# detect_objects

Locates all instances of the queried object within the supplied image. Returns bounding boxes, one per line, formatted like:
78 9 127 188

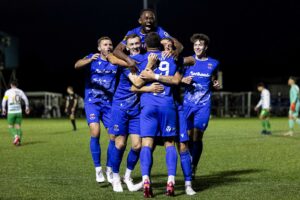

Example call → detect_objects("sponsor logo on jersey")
190 71 210 77
113 125 119 132
89 113 96 120
208 63 213 69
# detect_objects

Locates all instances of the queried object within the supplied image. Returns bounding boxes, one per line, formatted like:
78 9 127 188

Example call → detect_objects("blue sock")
192 141 203 168
166 146 178 176
112 146 125 173
106 139 115 168
90 137 101 167
180 150 192 181
140 146 152 176
127 148 140 170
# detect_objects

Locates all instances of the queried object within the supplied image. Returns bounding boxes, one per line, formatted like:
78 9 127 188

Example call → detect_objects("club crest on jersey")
89 113 96 120
166 126 171 132
208 63 213 69
98 61 102 65
113 125 119 132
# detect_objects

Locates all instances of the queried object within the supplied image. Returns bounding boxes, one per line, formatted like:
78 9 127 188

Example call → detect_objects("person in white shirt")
254 82 271 135
2 80 30 146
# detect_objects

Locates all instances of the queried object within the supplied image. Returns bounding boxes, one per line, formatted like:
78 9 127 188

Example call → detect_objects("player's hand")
181 76 193 84
64 108 68 113
90 53 100 61
25 108 30 115
2 109 6 116
213 80 221 90
147 53 158 69
71 108 75 113
290 103 296 112
162 50 172 58
149 82 164 93
254 107 259 112
140 69 155 81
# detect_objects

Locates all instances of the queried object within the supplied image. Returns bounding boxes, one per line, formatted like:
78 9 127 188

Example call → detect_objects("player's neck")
196 55 208 61
100 54 108 61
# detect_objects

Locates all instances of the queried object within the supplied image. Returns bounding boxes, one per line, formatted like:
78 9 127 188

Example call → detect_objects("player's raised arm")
107 53 130 67
113 43 136 68
74 53 100 69
172 37 184 57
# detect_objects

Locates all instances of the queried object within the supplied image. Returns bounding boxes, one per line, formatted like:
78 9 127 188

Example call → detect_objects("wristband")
154 74 160 80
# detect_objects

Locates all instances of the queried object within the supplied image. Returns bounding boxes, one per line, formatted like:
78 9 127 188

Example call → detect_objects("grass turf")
0 118 300 200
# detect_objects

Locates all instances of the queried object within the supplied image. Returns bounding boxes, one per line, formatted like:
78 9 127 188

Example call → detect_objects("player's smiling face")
127 37 141 56
98 39 113 56
194 40 207 57
139 11 156 33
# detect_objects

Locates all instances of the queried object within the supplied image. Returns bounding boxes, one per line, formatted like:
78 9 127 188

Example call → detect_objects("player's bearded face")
127 37 141 55
99 40 113 56
194 40 207 57
140 12 156 33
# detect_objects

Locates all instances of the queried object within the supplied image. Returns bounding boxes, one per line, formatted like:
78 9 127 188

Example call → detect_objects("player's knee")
194 129 204 141
116 141 126 149
132 142 141 151
179 142 188 153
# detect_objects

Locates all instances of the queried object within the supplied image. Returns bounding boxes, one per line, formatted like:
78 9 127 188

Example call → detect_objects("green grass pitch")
0 118 300 200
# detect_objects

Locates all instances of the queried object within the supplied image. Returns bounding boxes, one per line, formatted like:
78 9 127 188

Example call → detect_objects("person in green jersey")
1 80 30 145
254 82 271 134
284 76 300 136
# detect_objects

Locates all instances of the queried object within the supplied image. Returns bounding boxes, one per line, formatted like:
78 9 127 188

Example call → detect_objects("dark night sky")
1 0 300 95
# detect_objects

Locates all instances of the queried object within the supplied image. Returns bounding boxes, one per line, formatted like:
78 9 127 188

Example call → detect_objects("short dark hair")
190 33 210 46
10 79 18 87
140 8 155 17
257 82 265 87
126 34 140 42
145 32 161 49
289 76 297 82
97 36 112 46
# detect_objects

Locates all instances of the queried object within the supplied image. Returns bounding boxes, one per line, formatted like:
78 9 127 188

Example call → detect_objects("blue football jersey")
121 26 172 48
183 56 219 106
140 51 179 107
112 54 144 110
84 54 119 104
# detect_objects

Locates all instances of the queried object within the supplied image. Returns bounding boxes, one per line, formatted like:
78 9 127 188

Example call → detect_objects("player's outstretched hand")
181 76 193 84
254 107 259 112
140 69 155 81
2 109 6 116
213 80 221 90
91 53 100 61
149 82 164 93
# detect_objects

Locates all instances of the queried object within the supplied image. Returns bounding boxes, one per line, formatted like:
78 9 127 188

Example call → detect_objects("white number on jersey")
158 61 170 76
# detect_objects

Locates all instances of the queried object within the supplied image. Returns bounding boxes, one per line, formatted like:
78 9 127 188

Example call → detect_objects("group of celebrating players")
74 9 220 197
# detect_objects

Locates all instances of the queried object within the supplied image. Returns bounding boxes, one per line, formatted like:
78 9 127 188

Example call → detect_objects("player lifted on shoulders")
113 9 183 69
